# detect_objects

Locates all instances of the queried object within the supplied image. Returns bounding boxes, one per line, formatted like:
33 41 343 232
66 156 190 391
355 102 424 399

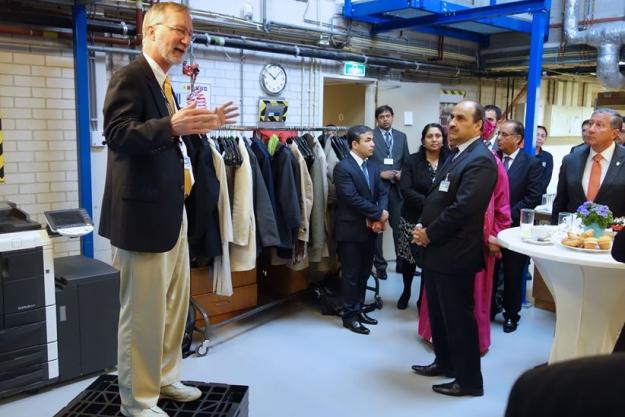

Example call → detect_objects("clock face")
260 63 287 95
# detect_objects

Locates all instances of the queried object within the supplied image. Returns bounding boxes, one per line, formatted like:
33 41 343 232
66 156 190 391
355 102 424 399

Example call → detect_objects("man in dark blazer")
496 120 544 333
612 231 625 352
412 100 497 397
370 105 410 278
535 125 553 194
552 108 625 225
100 3 237 416
505 353 625 417
334 125 389 335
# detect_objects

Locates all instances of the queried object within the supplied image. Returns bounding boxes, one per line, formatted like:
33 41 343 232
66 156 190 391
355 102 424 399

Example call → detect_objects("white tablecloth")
498 227 625 363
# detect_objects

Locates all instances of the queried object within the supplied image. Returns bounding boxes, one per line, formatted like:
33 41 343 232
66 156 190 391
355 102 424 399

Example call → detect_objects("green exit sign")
343 61 366 77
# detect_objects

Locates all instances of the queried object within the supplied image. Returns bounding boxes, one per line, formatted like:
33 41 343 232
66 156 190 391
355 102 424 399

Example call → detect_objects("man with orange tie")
552 108 625 225
100 3 237 416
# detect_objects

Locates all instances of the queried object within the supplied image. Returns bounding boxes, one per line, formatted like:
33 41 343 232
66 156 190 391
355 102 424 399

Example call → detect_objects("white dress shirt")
455 136 482 158
502 148 521 169
581 141 615 196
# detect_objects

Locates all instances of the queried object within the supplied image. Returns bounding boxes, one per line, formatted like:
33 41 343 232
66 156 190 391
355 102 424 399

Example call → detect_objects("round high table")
498 227 625 363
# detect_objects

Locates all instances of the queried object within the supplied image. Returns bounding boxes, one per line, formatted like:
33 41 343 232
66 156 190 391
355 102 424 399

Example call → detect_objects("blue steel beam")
344 0 412 18
72 4 94 258
523 9 548 157
373 0 546 33
355 14 487 43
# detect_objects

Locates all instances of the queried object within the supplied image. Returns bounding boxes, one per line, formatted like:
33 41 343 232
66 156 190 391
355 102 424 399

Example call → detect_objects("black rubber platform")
54 375 249 417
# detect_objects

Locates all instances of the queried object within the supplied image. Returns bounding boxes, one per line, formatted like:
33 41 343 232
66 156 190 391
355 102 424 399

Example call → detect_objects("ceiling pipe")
194 33 472 75
564 0 625 90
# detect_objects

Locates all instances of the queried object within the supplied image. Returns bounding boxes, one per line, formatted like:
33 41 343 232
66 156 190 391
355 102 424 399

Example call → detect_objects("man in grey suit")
370 105 410 278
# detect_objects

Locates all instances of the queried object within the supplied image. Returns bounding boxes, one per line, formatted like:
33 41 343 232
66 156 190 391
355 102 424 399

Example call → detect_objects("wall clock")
259 63 287 96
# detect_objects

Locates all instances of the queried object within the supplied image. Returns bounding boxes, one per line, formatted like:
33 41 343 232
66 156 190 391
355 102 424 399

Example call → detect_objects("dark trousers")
501 248 528 322
424 268 482 389
338 239 376 322
373 183 402 272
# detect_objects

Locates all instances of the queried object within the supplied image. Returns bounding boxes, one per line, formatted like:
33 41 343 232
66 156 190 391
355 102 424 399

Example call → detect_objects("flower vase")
585 222 605 238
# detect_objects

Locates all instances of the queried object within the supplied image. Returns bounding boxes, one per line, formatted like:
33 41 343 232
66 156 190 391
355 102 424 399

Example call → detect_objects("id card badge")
384 158 394 165
183 155 192 170
439 174 450 192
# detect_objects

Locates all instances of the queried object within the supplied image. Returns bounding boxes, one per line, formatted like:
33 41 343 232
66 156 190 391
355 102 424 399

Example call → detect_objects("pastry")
598 235 612 250
583 237 598 249
582 230 594 238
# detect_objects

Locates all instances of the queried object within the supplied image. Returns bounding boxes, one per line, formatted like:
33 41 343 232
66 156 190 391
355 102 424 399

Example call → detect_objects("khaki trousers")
113 210 190 410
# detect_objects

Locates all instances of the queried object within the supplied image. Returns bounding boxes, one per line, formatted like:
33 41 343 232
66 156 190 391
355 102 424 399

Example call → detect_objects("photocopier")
0 202 58 398
0 202 118 399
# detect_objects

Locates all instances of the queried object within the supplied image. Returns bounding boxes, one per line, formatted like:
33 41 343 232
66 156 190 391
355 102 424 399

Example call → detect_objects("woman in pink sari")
418 146 511 354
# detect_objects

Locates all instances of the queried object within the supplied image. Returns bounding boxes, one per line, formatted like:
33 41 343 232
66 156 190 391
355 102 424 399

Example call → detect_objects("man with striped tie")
100 3 237 416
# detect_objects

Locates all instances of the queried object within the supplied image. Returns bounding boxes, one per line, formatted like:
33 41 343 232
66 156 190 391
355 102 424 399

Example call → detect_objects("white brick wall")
0 44 80 257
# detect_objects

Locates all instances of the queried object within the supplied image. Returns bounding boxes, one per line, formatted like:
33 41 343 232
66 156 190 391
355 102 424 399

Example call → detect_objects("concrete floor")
0 266 555 417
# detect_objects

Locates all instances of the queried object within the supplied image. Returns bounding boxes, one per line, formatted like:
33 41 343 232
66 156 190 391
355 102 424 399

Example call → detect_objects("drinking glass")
520 208 535 238
557 212 573 237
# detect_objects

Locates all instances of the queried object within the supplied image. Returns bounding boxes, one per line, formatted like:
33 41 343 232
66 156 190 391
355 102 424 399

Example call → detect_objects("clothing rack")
214 125 349 132
190 124 347 356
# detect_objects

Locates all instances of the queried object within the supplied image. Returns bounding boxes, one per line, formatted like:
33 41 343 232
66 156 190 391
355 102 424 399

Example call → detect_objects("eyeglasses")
154 23 193 38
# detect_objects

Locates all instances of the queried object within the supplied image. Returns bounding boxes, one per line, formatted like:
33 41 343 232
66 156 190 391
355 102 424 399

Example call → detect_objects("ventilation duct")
564 0 625 90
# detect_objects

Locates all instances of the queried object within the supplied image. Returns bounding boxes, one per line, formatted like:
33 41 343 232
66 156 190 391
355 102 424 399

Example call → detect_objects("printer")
0 202 58 399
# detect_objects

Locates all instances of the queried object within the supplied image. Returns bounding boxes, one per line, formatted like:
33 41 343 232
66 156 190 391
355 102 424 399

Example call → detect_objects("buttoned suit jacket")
420 140 498 275
371 128 410 173
552 144 625 224
333 155 388 242
498 150 544 226
100 55 200 253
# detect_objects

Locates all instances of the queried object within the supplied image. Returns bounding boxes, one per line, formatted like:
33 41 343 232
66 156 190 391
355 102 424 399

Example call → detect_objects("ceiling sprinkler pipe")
564 0 625 89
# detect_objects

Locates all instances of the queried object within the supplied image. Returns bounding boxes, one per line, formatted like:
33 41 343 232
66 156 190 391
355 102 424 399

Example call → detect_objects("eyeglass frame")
153 23 193 39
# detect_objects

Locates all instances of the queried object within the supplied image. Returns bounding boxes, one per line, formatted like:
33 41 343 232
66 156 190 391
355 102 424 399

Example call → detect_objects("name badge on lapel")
183 155 192 170
384 158 394 165
439 173 450 192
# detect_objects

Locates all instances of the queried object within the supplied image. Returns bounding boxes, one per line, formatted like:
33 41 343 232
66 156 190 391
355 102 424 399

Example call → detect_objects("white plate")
521 237 554 245
557 241 611 253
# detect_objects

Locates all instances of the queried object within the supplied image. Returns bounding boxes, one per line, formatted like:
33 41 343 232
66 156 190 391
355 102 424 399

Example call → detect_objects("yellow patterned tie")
163 77 192 198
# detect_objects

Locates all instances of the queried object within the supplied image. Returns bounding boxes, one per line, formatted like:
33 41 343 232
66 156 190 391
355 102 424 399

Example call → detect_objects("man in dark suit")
535 125 553 194
100 3 237 416
505 353 625 417
570 119 591 153
370 105 410 279
496 120 543 333
552 108 625 225
334 125 389 335
412 100 497 397
612 231 625 352
483 104 503 151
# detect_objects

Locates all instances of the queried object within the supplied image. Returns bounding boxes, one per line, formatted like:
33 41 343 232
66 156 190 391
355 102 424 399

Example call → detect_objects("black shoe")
362 303 376 313
343 320 370 335
503 318 518 333
397 291 410 310
411 362 454 378
358 312 378 325
375 270 388 280
432 381 483 397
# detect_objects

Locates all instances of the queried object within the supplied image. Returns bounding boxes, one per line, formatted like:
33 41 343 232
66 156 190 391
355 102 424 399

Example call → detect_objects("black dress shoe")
358 312 378 325
375 270 388 280
362 303 376 313
503 318 518 333
396 291 410 310
432 381 483 397
411 362 454 378
343 320 370 335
